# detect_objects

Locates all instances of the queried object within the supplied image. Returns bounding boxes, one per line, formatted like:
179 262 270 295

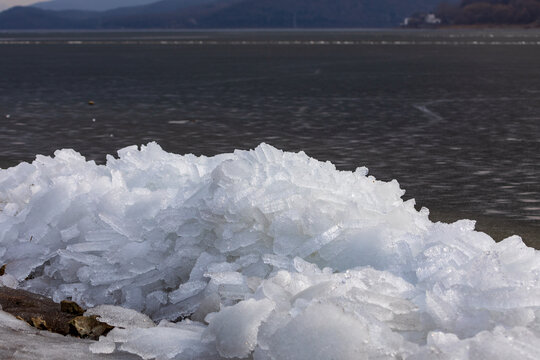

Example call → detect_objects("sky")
0 0 41 11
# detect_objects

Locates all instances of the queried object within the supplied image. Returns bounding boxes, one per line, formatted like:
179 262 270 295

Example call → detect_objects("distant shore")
400 23 540 30
436 24 540 30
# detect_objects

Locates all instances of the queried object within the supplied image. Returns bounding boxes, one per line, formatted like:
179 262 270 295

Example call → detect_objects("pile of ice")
1 143 539 359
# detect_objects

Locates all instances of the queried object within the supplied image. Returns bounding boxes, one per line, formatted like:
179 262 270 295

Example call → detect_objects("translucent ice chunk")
169 281 207 304
204 298 275 358
85 305 155 329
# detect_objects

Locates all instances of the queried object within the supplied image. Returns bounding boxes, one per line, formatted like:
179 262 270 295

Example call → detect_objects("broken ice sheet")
0 143 539 359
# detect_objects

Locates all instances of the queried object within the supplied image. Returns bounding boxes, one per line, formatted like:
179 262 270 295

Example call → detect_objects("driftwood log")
0 287 112 340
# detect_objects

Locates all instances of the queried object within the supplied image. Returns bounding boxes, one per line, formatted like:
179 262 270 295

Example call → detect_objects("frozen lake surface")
0 29 539 243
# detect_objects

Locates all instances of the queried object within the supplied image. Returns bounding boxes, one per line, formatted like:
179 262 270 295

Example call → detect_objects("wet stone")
31 316 48 330
69 315 113 340
61 300 85 316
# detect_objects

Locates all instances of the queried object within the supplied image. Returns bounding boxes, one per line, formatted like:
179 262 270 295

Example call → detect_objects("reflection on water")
0 30 539 237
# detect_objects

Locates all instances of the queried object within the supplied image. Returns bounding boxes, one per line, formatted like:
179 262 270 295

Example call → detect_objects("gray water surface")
0 29 539 243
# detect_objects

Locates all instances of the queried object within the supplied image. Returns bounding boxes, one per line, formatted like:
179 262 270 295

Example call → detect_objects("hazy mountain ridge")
0 6 96 29
33 0 158 12
0 0 444 29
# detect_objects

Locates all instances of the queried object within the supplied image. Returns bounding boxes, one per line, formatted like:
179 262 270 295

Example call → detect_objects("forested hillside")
0 0 444 29
436 0 540 25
